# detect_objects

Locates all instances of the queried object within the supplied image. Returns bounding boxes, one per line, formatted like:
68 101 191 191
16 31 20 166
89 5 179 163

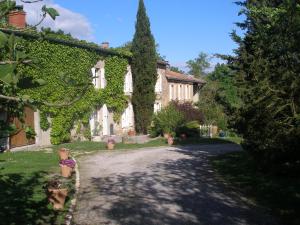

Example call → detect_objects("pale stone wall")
160 68 169 107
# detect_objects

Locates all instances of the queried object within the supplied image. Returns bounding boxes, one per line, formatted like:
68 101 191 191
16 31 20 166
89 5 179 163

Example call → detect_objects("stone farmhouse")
89 59 205 141
0 8 205 150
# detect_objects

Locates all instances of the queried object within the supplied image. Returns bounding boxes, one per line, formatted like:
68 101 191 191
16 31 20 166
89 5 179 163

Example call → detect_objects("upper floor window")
92 66 106 89
124 66 133 93
169 84 174 100
179 85 182 100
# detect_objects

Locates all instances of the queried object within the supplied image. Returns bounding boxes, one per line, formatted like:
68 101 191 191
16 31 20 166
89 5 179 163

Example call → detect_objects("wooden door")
102 104 109 136
10 107 35 148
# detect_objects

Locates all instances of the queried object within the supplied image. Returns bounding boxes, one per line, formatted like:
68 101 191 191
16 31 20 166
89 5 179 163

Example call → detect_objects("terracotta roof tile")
166 70 206 84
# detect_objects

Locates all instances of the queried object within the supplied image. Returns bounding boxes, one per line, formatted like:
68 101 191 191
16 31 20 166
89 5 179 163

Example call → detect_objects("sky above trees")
18 0 244 70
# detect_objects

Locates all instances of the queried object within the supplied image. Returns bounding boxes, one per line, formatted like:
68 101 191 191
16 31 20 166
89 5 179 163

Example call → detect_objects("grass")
53 137 240 157
211 151 300 225
0 150 74 225
53 138 168 156
175 137 239 145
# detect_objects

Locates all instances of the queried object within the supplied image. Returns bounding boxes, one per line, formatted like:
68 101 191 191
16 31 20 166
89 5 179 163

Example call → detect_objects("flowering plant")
107 138 116 144
59 159 76 168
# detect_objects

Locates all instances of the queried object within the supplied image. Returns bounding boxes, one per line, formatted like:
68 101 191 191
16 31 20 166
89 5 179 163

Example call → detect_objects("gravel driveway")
73 144 276 225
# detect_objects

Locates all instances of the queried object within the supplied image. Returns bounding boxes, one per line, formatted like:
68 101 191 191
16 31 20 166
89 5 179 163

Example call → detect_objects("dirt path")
73 144 276 225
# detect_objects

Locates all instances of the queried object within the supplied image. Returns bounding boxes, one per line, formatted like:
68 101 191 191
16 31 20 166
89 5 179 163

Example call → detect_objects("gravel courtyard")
73 144 276 225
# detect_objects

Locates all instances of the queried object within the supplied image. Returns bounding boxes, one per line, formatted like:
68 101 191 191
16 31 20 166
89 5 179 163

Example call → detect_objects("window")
169 84 173 100
154 102 162 113
124 67 133 93
179 85 182 100
100 68 106 89
185 85 188 100
155 73 162 93
91 68 97 87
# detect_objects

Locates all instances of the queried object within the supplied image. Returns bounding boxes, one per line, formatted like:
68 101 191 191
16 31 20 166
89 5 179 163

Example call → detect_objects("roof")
166 70 206 84
0 28 131 59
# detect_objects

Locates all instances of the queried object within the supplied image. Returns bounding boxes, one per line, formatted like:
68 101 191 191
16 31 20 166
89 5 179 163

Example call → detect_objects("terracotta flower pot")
107 142 115 150
58 148 69 160
168 137 174 146
60 165 72 178
128 130 136 136
164 133 170 139
48 188 68 210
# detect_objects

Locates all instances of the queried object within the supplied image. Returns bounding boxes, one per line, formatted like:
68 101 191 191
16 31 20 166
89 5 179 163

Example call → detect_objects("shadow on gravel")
78 145 276 225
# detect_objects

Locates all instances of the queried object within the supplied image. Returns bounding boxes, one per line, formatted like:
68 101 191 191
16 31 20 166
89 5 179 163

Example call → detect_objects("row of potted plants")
46 148 76 210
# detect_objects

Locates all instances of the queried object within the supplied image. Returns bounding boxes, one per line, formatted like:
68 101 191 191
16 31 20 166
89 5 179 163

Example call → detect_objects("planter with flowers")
46 176 72 210
59 159 76 178
107 138 116 150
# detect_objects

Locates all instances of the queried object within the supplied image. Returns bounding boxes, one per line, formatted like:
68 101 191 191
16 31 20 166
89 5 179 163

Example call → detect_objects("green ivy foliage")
17 38 128 145
104 56 128 121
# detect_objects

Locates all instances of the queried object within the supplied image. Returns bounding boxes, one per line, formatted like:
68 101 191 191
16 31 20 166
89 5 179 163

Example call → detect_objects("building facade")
89 60 205 140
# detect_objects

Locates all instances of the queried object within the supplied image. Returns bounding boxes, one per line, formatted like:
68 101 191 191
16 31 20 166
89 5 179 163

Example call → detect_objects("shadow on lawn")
76 145 276 225
0 172 58 225
211 152 300 225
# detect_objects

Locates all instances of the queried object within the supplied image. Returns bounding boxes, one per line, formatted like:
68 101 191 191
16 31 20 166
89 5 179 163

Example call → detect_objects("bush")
176 121 200 138
172 101 204 124
149 105 185 137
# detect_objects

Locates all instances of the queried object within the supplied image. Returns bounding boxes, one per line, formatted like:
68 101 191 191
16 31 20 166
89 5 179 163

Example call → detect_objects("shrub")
149 105 185 137
172 101 204 124
176 121 200 138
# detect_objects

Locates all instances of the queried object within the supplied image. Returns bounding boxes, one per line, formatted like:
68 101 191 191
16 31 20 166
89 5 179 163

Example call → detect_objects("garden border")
64 157 80 225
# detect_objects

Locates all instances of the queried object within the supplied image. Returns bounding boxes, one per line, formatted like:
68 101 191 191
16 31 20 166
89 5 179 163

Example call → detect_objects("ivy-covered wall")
18 37 128 144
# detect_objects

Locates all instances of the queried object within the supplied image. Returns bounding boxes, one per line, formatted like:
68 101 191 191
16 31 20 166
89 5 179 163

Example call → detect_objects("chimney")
101 42 109 49
8 5 26 29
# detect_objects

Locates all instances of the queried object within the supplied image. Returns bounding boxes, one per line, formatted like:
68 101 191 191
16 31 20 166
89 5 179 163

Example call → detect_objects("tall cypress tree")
131 0 157 134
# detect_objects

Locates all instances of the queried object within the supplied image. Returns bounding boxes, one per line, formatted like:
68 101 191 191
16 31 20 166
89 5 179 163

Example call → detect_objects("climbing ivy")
17 36 128 144
104 56 128 121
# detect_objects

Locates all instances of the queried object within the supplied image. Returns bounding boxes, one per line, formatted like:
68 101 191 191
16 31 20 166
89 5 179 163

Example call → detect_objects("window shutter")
91 68 96 87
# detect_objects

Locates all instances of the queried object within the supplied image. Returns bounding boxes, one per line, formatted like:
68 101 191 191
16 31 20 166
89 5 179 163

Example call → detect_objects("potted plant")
128 129 136 136
58 148 70 160
167 132 175 146
107 138 116 150
59 159 76 178
46 176 70 210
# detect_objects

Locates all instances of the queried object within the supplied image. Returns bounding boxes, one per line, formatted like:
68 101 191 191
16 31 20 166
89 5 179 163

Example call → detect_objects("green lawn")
211 151 300 225
0 150 73 225
52 138 170 158
53 137 240 157
175 137 240 145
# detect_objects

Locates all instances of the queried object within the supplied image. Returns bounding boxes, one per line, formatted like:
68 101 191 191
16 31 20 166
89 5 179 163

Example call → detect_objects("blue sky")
22 0 244 70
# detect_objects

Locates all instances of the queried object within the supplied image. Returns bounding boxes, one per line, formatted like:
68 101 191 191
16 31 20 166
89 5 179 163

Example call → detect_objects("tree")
170 66 185 74
186 52 210 78
0 0 64 138
230 0 300 170
131 0 157 134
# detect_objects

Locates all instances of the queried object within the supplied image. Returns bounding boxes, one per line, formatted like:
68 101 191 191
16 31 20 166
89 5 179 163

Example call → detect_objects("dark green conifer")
131 0 157 134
